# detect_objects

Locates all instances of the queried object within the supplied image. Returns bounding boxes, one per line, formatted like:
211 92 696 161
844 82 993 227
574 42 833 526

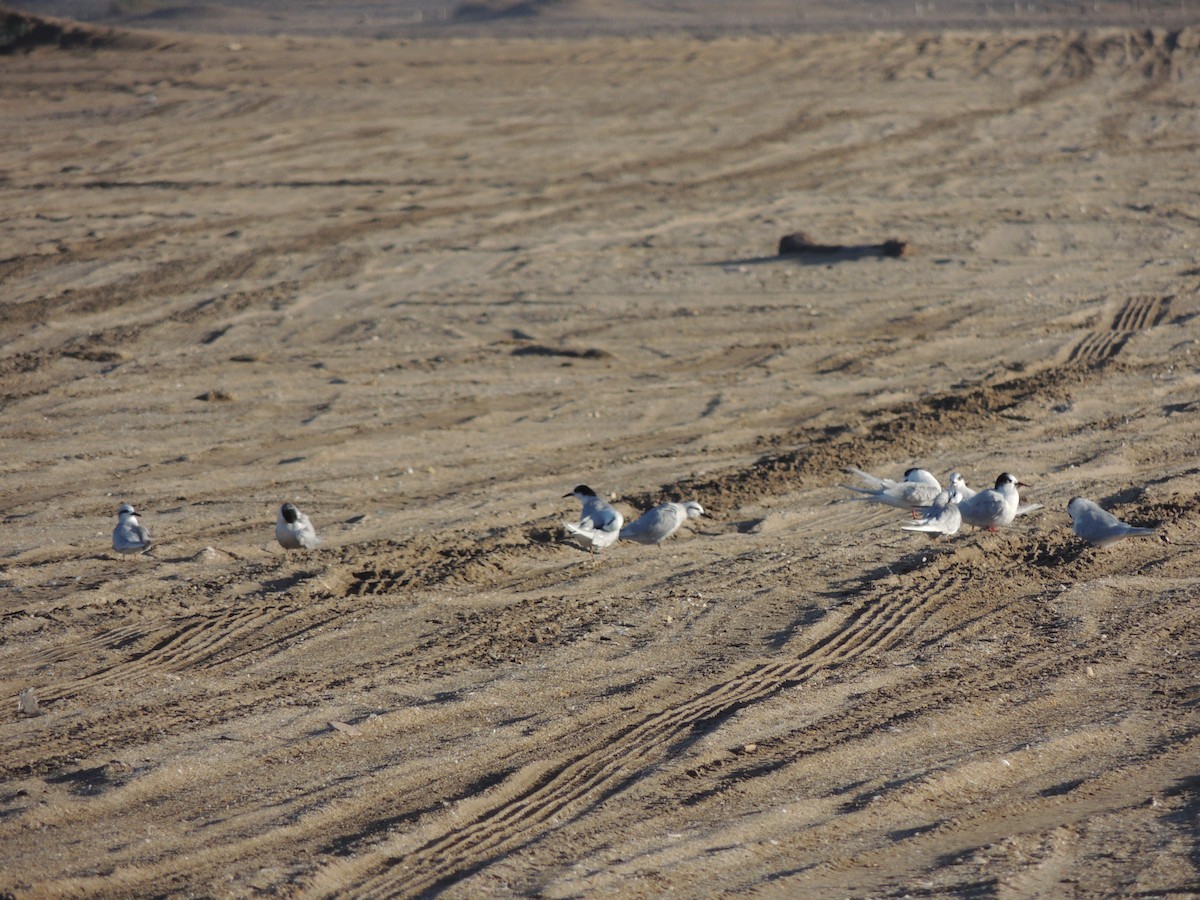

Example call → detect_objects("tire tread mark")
34 605 289 703
1068 295 1170 364
315 567 965 898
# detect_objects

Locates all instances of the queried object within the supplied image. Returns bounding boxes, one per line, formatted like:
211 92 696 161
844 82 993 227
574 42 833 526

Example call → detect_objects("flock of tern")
109 467 1157 560
841 465 1158 548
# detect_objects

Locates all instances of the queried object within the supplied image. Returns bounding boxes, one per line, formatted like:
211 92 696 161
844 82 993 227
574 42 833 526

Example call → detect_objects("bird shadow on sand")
1099 485 1148 507
255 568 325 594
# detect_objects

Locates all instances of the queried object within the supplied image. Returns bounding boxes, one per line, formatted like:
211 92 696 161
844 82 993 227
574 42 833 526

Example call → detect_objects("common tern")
957 473 1026 531
620 500 704 546
276 502 320 550
843 466 942 510
950 471 1042 517
562 484 623 552
1067 497 1157 548
902 488 963 537
112 502 152 555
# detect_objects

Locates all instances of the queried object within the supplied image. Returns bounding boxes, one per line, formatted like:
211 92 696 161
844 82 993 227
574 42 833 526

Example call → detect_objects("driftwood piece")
778 231 908 258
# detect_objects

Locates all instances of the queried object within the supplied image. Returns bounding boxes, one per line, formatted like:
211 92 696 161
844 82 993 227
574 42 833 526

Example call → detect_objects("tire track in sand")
1066 295 1171 365
308 286 1186 894
9 605 310 706
0 599 359 780
11 285 1186 886
304 561 972 897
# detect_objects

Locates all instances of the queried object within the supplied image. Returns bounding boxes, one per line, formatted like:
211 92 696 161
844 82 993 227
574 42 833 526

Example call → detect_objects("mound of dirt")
0 7 116 52
115 2 282 31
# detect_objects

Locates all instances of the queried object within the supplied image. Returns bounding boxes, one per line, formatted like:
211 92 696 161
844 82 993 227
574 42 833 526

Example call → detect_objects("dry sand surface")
3 4 1200 896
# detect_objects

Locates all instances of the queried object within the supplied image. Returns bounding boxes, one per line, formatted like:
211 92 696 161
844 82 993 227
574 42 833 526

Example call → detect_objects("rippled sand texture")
3 13 1200 897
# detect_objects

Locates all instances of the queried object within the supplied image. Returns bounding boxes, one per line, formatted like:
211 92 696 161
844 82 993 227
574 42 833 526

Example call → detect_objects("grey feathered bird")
957 473 1026 531
620 500 704 546
902 488 963 537
561 484 623 552
112 502 152 555
1067 497 1157 548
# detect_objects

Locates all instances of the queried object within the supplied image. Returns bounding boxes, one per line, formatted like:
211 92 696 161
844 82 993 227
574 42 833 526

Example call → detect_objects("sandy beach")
3 3 1200 895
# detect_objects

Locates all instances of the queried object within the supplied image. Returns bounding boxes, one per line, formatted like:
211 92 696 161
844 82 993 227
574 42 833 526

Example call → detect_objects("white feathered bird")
276 502 320 550
842 466 942 511
112 502 152 555
561 484 623 552
902 488 963 537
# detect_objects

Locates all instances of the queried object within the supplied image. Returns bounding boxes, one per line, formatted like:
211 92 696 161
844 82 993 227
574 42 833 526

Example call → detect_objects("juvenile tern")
1067 497 1157 548
112 502 152 555
957 473 1026 531
276 502 320 550
902 488 963 537
947 472 975 500
843 466 942 510
562 484 623 552
620 500 704 546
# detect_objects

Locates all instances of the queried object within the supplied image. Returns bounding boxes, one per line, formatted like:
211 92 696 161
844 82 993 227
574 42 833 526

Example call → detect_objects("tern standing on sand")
957 473 1026 531
949 470 1043 517
562 484 623 552
112 502 152 555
